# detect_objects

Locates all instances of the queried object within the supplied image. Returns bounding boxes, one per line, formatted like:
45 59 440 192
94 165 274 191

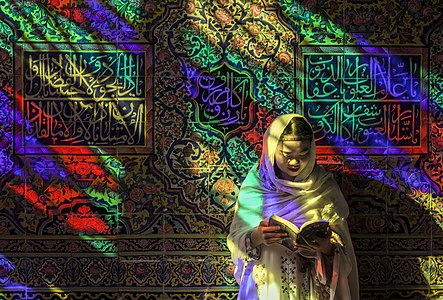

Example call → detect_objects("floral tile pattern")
0 0 443 298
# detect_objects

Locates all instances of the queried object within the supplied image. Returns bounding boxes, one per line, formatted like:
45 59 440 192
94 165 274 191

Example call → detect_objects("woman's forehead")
278 139 310 151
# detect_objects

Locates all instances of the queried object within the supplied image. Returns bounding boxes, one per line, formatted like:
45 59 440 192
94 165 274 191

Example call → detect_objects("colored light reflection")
0 0 441 296
0 255 24 291
2 91 120 240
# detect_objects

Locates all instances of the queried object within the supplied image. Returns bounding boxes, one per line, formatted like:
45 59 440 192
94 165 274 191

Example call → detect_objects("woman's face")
274 139 311 181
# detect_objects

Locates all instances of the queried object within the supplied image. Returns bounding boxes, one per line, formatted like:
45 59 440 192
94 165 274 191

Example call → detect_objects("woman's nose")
288 158 299 165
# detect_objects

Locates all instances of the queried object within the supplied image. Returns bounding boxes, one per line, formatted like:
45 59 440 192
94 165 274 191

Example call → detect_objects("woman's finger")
262 225 283 233
259 220 269 227
268 230 288 236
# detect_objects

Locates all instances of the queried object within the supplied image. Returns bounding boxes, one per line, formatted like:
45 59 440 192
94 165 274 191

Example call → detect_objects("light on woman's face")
274 139 311 181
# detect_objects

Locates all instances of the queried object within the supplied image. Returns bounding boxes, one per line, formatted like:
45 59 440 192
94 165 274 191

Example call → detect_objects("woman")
227 114 359 299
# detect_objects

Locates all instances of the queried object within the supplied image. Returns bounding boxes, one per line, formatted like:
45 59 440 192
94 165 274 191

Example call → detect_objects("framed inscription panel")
190 63 256 136
296 46 428 155
14 43 153 155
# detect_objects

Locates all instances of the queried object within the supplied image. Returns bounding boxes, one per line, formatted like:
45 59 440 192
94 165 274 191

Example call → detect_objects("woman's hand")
250 220 288 248
296 237 334 256
296 227 334 256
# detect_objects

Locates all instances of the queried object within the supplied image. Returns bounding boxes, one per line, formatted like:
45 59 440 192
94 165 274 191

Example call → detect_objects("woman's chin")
281 170 301 180
286 169 300 176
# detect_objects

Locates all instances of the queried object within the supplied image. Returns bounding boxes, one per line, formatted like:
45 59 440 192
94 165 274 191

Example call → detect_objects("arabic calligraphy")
25 100 145 146
301 50 426 152
308 101 420 147
305 54 421 101
24 51 145 100
193 64 253 134
22 49 147 147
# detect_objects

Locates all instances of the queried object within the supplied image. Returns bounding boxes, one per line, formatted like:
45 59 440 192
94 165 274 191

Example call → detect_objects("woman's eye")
280 151 309 159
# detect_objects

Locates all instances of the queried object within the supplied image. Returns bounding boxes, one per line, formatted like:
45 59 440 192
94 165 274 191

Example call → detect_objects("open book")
268 214 330 252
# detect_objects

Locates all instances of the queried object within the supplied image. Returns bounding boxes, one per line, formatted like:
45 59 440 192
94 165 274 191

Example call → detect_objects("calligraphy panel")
190 64 256 136
14 43 153 154
297 46 428 155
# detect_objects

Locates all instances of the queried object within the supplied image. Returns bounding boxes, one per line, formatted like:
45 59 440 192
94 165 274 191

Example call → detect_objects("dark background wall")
0 0 443 298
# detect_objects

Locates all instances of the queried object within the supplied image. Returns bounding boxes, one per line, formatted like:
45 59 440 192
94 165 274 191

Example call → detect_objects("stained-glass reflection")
0 0 443 298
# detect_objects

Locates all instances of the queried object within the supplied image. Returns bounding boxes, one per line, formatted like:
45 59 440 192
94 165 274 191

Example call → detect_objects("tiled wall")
0 0 443 298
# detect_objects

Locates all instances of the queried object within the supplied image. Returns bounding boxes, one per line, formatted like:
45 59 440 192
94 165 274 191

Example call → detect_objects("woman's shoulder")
239 162 277 192
312 164 333 179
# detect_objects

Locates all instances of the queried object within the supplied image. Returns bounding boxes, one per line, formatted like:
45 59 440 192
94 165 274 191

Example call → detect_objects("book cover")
268 214 330 252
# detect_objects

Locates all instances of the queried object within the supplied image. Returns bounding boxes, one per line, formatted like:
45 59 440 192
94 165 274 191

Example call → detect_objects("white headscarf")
261 113 318 187
230 114 349 233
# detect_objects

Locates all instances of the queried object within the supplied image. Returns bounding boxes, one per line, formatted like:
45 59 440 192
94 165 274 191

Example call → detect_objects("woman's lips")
288 167 299 172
